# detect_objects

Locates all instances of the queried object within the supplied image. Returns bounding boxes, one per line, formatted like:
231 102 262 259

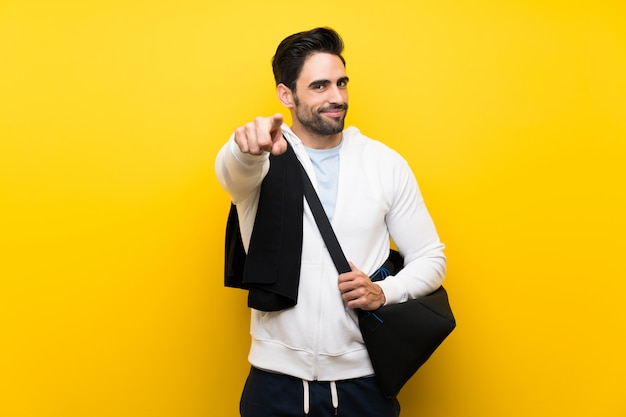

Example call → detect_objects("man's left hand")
338 262 386 311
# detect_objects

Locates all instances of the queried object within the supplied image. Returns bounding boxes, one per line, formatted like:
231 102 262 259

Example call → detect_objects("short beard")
294 96 348 136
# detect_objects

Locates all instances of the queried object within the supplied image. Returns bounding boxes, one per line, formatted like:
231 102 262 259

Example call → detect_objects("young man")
215 27 446 417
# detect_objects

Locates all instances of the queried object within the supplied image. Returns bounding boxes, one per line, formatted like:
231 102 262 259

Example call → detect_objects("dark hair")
272 27 345 92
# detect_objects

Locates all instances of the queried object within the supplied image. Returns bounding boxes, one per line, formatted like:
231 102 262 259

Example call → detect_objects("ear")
277 83 295 108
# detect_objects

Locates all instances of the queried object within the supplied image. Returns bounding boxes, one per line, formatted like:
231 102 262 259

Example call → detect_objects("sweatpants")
240 366 401 417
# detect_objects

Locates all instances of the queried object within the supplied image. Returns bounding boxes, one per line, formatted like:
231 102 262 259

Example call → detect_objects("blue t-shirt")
305 142 342 222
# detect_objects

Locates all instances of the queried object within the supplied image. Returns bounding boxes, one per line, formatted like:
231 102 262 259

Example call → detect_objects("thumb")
348 261 359 273
271 137 288 156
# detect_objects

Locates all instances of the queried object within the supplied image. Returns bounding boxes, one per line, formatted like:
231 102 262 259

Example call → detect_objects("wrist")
376 283 387 308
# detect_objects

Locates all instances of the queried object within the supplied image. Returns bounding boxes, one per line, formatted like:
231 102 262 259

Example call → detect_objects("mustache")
319 103 348 112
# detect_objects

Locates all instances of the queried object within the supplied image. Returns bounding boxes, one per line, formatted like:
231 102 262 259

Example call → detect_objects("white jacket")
215 125 446 381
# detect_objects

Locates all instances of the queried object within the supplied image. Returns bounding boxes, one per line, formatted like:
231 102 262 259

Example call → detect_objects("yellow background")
1 0 625 416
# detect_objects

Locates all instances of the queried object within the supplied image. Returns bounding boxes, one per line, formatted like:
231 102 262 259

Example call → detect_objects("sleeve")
375 157 447 304
214 133 270 204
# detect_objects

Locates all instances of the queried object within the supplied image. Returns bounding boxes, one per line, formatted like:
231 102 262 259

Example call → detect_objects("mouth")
321 110 344 118
319 106 347 119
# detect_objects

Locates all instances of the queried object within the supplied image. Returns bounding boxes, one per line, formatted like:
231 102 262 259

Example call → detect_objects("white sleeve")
376 158 447 304
214 134 270 204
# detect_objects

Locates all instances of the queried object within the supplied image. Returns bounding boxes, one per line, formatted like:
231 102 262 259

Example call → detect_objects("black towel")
224 144 304 311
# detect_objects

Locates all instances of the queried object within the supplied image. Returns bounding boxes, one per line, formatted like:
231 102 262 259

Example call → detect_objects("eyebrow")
308 76 350 88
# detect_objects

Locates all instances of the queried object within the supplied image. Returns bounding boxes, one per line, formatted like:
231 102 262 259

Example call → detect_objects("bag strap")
286 140 352 274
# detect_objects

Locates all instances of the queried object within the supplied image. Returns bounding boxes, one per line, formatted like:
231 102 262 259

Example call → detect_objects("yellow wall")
1 0 625 416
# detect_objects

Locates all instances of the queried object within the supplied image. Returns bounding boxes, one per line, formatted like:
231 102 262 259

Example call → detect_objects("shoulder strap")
288 142 352 274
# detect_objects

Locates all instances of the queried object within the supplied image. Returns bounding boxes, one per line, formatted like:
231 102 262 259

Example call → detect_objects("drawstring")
330 381 339 415
302 379 339 416
303 380 310 416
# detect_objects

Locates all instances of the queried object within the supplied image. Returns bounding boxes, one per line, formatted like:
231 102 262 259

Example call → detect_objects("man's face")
292 53 349 137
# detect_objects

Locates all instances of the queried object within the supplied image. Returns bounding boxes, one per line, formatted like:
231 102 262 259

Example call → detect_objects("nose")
328 85 347 104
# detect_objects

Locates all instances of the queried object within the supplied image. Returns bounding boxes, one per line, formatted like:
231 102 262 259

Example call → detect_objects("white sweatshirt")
215 125 446 381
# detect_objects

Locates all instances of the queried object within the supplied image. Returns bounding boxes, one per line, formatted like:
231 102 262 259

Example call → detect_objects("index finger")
269 113 284 131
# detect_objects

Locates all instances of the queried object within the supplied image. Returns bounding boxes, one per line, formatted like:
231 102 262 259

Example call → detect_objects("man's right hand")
234 113 287 156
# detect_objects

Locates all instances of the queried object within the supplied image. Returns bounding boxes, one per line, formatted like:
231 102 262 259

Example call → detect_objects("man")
215 27 446 417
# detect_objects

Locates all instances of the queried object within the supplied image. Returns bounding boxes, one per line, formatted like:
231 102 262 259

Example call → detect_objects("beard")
293 96 348 136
